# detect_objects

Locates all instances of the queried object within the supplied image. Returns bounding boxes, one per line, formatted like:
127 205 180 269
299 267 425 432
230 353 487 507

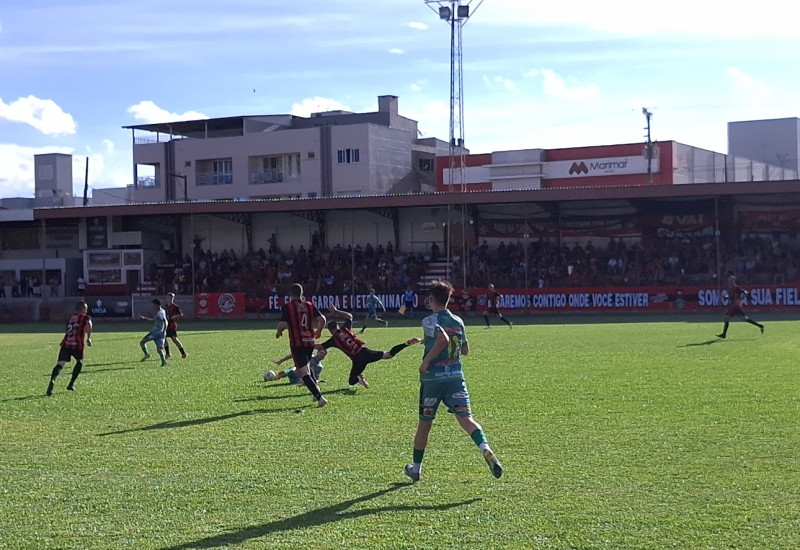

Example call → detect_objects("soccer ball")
263 370 277 381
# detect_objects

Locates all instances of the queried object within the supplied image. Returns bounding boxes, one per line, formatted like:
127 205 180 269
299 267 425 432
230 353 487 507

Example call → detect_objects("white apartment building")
119 95 449 203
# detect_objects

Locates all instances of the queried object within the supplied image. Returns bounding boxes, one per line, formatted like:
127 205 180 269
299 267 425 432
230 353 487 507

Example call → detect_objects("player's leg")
497 311 513 328
359 313 371 333
405 383 440 482
66 349 84 391
743 314 765 333
140 333 152 359
483 313 491 328
47 349 71 396
164 340 171 358
172 335 187 358
448 379 503 479
294 349 326 406
155 336 167 366
384 337 422 360
717 314 732 338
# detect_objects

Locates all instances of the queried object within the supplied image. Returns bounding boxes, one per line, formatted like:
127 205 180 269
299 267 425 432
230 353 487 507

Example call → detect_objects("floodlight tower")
425 0 483 285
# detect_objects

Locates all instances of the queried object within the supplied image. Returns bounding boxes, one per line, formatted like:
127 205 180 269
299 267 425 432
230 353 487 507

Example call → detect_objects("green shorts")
418 377 471 421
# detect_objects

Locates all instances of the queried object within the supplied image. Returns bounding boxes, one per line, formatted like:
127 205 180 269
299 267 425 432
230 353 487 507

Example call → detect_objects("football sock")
500 316 512 326
483 315 490 327
50 365 63 380
388 343 410 357
413 448 425 466
470 428 488 448
140 344 149 355
348 363 368 385
746 319 763 329
302 375 322 400
178 345 186 355
157 350 166 361
164 343 171 356
68 362 83 387
720 322 729 336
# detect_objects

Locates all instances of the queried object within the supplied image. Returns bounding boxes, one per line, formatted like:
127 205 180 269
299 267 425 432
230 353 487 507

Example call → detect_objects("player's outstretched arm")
273 354 292 365
275 320 288 339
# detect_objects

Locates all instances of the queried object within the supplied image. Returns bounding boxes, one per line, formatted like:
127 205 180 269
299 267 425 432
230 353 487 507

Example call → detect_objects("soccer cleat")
404 464 420 483
760 326 764 334
483 449 503 479
160 359 168 367
358 374 370 388
165 354 172 359
181 352 188 359
483 326 491 330
141 354 151 362
46 380 55 396
317 396 328 408
716 333 726 339
509 322 513 329
66 384 75 391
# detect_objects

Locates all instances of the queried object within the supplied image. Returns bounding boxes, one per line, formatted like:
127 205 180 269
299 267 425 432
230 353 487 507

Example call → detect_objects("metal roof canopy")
33 180 800 221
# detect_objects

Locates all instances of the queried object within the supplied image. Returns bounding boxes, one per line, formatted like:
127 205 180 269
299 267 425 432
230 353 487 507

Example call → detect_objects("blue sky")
2 0 800 198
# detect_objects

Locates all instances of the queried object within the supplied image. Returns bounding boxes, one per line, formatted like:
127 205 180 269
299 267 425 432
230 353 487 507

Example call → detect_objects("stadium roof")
32 180 800 220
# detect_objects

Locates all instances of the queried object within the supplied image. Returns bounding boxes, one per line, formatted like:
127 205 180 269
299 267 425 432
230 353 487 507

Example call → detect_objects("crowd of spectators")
450 234 800 289
148 233 800 296
149 237 428 297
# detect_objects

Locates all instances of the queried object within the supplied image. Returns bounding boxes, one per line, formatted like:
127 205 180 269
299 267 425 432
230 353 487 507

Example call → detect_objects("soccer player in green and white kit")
404 280 503 482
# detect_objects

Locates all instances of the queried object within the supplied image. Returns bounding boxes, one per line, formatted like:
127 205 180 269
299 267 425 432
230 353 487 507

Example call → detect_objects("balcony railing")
249 170 284 184
197 173 233 186
137 176 158 188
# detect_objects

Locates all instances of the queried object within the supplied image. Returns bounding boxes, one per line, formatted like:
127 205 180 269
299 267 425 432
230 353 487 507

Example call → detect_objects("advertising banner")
454 285 800 313
195 292 246 317
86 296 132 318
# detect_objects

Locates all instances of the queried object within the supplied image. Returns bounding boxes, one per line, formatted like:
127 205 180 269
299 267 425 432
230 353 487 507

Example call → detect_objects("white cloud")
479 0 800 38
101 139 114 154
389 48 404 55
290 97 351 117
0 96 77 135
407 22 428 31
482 75 518 93
411 83 423 92
726 67 771 108
127 101 207 123
540 69 600 101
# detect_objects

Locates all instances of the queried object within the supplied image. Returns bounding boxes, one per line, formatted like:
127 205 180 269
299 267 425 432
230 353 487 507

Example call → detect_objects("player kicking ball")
318 305 421 389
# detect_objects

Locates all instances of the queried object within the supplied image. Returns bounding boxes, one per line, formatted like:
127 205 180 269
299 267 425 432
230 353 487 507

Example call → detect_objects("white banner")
546 156 658 178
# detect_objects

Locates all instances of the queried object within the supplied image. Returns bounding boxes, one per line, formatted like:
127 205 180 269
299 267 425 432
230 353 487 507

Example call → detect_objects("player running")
275 283 328 407
404 280 503 482
483 283 512 329
717 275 765 339
359 288 388 333
47 301 93 396
139 298 168 366
319 305 421 388
163 292 188 359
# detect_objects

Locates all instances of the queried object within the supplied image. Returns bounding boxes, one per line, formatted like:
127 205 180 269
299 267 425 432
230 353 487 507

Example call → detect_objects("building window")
212 160 232 185
419 158 434 172
308 151 316 159
337 148 360 164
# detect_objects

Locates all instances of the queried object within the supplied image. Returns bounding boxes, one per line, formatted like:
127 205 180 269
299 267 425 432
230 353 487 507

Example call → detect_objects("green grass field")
2 315 799 550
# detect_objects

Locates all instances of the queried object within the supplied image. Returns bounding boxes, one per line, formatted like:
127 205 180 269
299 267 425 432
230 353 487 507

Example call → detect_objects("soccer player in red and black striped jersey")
47 301 93 396
164 292 187 359
319 305 421 388
275 283 328 407
717 275 765 339
483 283 512 329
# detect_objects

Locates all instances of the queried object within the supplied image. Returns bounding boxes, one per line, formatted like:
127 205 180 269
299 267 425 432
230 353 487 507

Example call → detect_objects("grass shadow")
97 407 298 436
234 386 361 403
0 394 47 403
678 339 723 347
161 483 481 549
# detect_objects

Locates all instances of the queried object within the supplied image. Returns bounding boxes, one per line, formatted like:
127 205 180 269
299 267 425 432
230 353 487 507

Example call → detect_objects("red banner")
195 292 246 317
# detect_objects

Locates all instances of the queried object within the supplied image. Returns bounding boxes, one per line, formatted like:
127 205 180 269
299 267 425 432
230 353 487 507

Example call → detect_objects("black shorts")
291 347 314 369
351 348 385 368
58 347 83 363
726 306 745 318
166 329 178 338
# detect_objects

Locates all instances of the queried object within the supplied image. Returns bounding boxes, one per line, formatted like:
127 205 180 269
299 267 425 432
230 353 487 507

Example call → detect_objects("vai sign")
547 156 657 178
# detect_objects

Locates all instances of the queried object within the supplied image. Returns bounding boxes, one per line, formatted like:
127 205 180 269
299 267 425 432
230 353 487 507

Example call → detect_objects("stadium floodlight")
439 6 451 19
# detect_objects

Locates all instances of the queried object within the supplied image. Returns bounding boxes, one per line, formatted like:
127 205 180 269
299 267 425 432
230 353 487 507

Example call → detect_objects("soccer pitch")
1 317 799 550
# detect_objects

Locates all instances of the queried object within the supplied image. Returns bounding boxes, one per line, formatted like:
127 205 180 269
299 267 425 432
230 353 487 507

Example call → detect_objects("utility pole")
642 108 653 183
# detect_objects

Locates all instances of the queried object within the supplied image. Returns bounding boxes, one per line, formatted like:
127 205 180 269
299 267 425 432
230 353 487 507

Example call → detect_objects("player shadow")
0 394 47 403
234 386 356 403
97 406 298 436
679 339 723 347
160 483 481 550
